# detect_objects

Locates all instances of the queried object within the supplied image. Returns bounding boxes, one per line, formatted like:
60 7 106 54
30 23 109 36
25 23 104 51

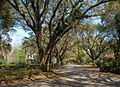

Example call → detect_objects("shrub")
99 58 120 74
0 61 3 65
16 62 27 68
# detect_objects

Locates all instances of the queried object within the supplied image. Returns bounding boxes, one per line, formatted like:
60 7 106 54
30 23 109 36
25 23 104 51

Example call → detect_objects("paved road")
1 65 120 87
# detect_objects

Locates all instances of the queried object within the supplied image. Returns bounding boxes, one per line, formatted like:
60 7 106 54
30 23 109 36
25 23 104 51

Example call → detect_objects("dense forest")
0 0 120 82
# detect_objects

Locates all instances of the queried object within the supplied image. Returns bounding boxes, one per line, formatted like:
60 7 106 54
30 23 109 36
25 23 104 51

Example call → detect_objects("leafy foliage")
0 0 14 34
99 58 120 74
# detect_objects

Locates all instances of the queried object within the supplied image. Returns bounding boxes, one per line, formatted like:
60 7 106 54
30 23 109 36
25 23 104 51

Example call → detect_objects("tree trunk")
39 42 54 71
92 60 96 67
49 50 52 70
35 30 48 71
40 58 49 72
60 58 64 66
35 30 61 71
57 58 60 68
39 51 53 72
1 43 7 65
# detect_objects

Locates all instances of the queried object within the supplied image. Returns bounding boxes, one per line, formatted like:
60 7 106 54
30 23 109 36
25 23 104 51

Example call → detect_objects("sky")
9 27 30 48
9 17 101 48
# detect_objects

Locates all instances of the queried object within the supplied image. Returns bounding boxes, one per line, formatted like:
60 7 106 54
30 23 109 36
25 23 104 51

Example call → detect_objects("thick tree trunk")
39 41 54 71
40 57 49 72
35 29 62 71
35 30 48 71
39 51 53 71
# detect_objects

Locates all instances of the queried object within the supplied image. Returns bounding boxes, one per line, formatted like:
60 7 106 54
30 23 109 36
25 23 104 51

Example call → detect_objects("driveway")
1 65 120 87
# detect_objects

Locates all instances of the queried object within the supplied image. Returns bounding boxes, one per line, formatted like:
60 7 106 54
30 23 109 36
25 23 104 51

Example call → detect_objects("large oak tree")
6 0 117 71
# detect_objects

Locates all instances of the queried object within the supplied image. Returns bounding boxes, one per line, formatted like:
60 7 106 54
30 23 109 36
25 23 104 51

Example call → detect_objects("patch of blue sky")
9 15 101 48
9 27 30 48
83 16 101 25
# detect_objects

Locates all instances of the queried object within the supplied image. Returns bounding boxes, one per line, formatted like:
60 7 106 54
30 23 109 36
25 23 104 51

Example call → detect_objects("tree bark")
92 60 97 67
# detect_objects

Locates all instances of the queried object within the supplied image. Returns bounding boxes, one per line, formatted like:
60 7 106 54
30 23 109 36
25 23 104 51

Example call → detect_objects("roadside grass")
0 66 56 82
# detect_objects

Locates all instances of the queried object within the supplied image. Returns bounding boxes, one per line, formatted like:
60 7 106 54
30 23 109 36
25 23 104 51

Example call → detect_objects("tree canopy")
0 0 119 72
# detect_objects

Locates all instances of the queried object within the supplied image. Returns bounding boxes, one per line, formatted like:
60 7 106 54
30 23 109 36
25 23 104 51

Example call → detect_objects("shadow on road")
1 65 120 87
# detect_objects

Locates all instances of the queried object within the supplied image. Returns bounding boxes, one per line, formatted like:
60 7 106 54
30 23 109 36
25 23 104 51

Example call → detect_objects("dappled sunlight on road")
0 65 120 87
58 77 79 82
54 65 120 87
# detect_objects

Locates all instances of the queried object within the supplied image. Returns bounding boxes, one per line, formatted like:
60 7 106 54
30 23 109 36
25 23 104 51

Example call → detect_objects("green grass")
0 66 57 82
0 67 42 81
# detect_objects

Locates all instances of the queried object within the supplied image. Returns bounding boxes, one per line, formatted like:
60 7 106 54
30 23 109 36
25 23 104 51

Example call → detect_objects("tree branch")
48 0 63 31
82 0 116 17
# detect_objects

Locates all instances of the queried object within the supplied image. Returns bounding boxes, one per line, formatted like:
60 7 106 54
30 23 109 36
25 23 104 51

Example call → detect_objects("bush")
111 59 120 74
0 61 3 65
100 58 112 71
0 59 5 67
99 58 120 74
16 62 27 68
